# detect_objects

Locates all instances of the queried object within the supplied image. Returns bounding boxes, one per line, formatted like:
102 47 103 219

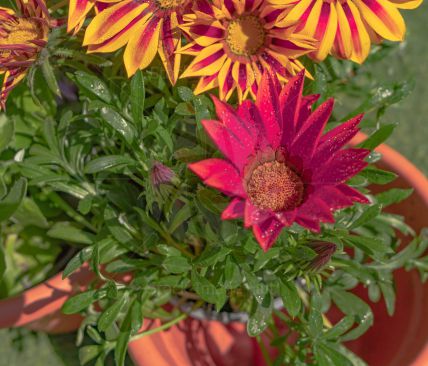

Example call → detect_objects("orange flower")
270 0 422 63
0 0 51 109
82 0 193 84
178 0 316 102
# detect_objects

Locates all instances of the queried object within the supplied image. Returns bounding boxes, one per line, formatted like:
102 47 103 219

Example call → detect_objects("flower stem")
256 335 273 366
130 313 187 342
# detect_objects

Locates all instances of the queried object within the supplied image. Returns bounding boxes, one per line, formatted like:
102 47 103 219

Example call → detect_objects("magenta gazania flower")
188 71 370 251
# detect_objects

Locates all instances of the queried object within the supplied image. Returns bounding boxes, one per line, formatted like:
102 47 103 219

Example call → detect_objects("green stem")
130 313 187 342
256 335 273 366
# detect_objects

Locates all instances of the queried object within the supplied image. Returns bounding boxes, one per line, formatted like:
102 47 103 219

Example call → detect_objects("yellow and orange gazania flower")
271 0 422 64
0 0 51 109
68 0 120 34
179 0 317 102
82 0 193 84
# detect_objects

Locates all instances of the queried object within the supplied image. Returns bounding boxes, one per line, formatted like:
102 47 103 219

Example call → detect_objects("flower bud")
307 241 337 271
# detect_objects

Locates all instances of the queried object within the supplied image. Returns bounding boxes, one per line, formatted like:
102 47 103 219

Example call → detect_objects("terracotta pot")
129 133 428 366
0 265 94 334
342 133 428 366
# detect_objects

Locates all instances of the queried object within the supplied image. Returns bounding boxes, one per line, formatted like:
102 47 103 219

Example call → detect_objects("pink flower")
189 71 370 252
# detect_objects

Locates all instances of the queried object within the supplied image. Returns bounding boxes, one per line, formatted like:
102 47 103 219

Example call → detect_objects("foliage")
0 9 426 366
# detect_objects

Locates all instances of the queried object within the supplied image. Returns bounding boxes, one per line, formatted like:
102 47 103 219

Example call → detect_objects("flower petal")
188 158 245 197
124 16 162 77
180 43 226 78
252 218 283 252
256 72 282 149
221 198 245 220
158 12 181 85
353 0 405 41
336 184 370 204
68 0 93 33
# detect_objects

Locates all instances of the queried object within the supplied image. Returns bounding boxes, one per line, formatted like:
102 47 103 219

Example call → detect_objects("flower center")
0 18 45 46
247 161 304 212
155 0 187 9
225 15 265 56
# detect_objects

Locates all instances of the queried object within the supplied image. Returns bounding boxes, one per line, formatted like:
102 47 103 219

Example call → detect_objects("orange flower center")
225 15 265 56
0 18 45 46
156 0 187 9
247 161 304 212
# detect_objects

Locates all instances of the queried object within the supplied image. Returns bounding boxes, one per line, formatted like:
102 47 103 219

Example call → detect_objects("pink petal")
244 201 272 228
280 70 305 148
336 184 370 204
201 120 250 171
290 99 335 161
256 72 282 149
211 96 255 153
310 115 363 168
315 185 353 209
188 158 245 197
275 210 297 226
297 197 335 223
237 100 269 149
313 148 369 184
221 198 245 220
295 215 321 232
296 94 320 131
252 218 283 252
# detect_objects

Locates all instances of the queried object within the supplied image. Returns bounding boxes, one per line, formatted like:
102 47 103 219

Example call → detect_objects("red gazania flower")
271 0 422 63
0 0 51 109
189 71 370 251
179 0 316 102
82 0 193 84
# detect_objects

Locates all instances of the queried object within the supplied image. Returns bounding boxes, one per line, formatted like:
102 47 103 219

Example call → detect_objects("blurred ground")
0 3 427 365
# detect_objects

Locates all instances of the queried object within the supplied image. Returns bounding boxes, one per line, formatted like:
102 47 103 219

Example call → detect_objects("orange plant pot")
128 133 428 366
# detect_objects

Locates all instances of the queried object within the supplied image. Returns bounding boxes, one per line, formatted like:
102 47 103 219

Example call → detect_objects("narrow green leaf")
84 155 136 174
79 345 101 365
360 167 397 184
62 290 99 314
0 114 14 152
162 256 191 274
359 124 395 150
100 107 136 144
350 204 382 229
74 71 112 103
0 178 27 222
130 70 145 124
279 280 301 318
47 222 94 244
41 57 60 96
376 188 413 206
98 293 129 332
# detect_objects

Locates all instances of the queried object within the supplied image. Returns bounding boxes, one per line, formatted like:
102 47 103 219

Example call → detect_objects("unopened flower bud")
308 241 337 271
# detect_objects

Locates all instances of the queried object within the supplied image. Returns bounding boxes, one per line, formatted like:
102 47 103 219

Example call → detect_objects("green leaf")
360 167 397 184
162 256 191 274
314 343 353 366
63 247 94 278
324 315 354 340
247 296 272 337
343 235 391 258
279 280 301 318
0 178 27 222
350 204 382 229
358 124 395 150
169 205 193 233
224 257 242 289
13 197 49 228
0 114 14 152
79 345 101 365
177 86 194 102
84 155 136 174
379 280 395 316
41 57 60 96
308 308 323 338
191 270 227 311
62 289 100 314
114 329 130 366
98 293 129 332
100 107 136 144
0 242 5 280
47 222 94 244
376 188 413 206
74 71 112 103
194 245 231 267
130 70 145 125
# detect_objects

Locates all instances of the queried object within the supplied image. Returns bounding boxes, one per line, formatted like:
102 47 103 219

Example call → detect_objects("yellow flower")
270 0 422 63
82 0 193 84
178 0 316 102
0 0 50 109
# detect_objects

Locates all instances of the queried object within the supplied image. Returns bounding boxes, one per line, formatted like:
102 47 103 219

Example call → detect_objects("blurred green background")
0 2 427 365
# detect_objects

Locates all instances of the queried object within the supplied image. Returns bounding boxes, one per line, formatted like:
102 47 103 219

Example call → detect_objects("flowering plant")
0 0 426 365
